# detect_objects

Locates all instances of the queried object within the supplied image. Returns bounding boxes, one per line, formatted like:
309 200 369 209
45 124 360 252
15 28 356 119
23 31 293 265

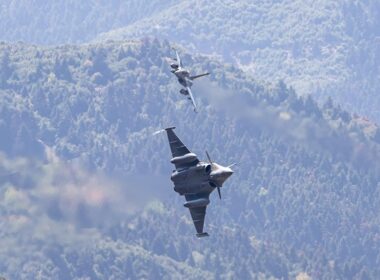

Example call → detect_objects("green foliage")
1 0 380 122
0 39 380 279
96 0 380 122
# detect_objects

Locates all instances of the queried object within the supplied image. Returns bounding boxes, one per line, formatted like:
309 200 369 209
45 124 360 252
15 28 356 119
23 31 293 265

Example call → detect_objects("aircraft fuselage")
171 162 212 194
174 69 192 88
171 161 233 195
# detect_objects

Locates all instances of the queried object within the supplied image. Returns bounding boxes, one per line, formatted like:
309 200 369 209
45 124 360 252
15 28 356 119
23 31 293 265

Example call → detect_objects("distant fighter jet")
169 49 210 112
159 127 234 237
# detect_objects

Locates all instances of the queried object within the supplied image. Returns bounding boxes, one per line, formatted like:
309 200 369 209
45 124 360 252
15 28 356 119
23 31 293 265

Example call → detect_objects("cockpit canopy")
205 164 212 174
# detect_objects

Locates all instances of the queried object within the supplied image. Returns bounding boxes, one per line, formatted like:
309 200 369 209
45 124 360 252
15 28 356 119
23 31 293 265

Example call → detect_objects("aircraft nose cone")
224 168 234 178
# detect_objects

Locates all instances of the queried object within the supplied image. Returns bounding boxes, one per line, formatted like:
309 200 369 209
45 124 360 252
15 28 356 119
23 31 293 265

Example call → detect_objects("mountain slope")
1 39 380 279
0 0 176 45
97 0 380 122
1 0 379 120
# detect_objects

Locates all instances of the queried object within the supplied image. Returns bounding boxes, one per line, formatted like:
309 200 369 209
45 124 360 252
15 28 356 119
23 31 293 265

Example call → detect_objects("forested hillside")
98 0 380 122
1 0 379 121
1 39 380 279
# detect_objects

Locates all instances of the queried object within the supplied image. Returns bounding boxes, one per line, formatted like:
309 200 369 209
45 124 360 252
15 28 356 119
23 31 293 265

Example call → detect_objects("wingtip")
196 232 209 238
152 127 176 136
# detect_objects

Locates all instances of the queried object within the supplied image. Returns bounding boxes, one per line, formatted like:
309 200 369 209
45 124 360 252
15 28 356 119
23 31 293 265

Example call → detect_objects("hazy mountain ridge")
96 0 380 122
1 0 379 118
1 39 380 278
0 0 177 45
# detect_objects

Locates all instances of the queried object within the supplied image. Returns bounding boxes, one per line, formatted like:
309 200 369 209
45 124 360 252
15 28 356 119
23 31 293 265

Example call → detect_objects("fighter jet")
169 49 210 112
160 127 234 237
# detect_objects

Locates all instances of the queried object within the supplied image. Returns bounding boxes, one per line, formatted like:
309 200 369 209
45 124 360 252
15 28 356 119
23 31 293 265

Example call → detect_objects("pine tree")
0 51 13 87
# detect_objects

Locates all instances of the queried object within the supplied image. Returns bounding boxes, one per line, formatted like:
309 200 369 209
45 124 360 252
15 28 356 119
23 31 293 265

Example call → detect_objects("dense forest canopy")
1 0 379 121
98 0 380 122
0 39 380 279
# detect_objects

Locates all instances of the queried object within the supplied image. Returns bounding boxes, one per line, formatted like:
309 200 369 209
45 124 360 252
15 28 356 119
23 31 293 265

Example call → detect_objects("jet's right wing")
186 87 198 113
185 193 210 237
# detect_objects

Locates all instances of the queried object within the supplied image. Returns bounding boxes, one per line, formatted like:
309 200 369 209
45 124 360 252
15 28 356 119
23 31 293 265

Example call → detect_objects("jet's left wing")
185 193 210 237
186 87 198 113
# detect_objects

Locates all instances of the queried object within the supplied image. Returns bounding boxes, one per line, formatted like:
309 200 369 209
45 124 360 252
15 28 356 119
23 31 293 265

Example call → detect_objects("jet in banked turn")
169 49 209 112
161 127 234 237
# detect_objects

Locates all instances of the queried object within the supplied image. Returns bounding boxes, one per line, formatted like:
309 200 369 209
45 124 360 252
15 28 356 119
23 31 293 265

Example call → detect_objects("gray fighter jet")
170 49 210 112
161 127 234 237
